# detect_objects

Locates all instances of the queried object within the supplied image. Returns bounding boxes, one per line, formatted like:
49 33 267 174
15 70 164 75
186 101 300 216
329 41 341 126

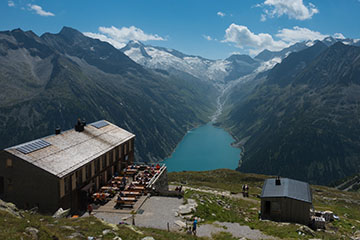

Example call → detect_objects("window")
64 176 70 194
95 158 100 173
86 164 91 179
109 150 114 163
6 159 13 168
102 156 106 169
115 146 119 162
124 143 128 155
76 170 82 186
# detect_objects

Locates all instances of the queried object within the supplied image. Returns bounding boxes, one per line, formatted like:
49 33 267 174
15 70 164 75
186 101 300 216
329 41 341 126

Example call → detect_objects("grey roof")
260 178 312 203
5 120 135 178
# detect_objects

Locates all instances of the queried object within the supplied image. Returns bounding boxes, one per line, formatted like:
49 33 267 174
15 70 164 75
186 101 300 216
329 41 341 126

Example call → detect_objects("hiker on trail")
245 184 249 197
192 218 198 235
242 184 246 197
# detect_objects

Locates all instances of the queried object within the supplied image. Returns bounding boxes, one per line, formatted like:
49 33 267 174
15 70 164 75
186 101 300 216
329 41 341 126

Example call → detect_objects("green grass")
2 169 360 239
0 210 210 240
170 169 360 239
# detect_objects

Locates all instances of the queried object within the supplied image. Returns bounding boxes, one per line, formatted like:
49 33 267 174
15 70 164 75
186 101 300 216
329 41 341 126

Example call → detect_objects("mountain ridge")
0 27 217 162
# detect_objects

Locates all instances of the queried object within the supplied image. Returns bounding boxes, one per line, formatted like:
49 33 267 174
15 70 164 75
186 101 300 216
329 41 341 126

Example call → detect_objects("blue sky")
1 0 360 59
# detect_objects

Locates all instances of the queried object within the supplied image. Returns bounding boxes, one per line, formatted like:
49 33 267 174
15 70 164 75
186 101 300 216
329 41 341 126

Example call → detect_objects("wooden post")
167 222 170 232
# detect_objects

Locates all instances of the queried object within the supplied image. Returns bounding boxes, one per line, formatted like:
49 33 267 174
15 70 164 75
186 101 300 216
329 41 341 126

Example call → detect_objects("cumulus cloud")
261 0 318 20
8 0 15 7
28 4 55 17
217 11 226 17
276 26 327 42
223 24 331 55
203 35 212 41
83 32 127 49
84 26 165 49
223 24 288 55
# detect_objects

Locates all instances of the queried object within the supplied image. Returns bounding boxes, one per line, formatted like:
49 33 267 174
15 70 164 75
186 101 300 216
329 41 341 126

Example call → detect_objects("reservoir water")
164 123 241 172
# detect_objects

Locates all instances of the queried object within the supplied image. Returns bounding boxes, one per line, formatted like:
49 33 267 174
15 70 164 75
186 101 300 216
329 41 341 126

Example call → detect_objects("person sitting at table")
156 163 160 170
100 193 106 203
122 176 127 185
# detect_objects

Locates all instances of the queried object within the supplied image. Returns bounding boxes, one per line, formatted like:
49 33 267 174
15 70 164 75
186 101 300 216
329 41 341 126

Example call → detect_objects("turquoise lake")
164 123 241 172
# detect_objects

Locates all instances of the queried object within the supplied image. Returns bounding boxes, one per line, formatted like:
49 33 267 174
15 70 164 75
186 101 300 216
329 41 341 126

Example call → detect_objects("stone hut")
260 177 312 225
0 120 135 213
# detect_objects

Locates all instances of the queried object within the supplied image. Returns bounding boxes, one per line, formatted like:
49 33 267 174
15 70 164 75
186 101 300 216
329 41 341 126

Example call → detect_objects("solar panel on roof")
91 120 109 129
16 139 51 154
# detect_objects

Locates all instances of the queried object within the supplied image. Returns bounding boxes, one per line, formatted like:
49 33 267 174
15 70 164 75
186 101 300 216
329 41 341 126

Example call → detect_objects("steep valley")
0 27 218 162
219 42 360 185
2 26 360 185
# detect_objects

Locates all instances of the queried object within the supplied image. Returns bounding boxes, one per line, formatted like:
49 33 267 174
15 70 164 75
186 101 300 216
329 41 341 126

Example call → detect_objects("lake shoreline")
163 123 242 172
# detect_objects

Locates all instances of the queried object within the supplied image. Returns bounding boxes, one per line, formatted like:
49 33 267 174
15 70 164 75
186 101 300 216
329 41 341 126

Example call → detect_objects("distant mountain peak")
58 26 84 38
127 40 145 47
226 54 257 64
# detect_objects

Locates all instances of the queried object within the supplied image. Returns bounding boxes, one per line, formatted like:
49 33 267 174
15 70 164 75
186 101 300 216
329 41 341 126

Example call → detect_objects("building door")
265 201 271 214
0 176 4 195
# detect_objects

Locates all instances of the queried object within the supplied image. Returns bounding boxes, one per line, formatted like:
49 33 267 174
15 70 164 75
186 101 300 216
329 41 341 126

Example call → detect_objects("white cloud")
223 24 288 55
84 26 165 49
222 24 330 56
8 0 15 7
83 32 126 49
261 0 318 20
217 11 226 17
203 35 212 41
260 14 267 22
333 33 345 39
276 26 327 43
28 4 55 17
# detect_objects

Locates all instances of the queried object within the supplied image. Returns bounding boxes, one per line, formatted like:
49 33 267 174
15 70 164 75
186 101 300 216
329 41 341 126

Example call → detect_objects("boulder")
25 227 39 240
141 237 155 240
67 232 84 239
174 220 187 228
0 199 22 218
52 208 70 218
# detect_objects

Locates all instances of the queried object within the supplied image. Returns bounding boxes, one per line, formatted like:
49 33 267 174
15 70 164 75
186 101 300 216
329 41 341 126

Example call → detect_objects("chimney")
55 127 61 135
75 118 85 132
275 176 281 186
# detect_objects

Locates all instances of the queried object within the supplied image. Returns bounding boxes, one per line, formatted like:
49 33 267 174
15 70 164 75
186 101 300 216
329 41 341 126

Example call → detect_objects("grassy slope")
169 169 360 239
1 169 359 239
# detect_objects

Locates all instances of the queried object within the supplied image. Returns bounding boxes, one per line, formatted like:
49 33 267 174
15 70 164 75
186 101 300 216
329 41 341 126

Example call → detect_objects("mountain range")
0 27 217 162
1 26 360 185
121 40 261 83
220 41 360 184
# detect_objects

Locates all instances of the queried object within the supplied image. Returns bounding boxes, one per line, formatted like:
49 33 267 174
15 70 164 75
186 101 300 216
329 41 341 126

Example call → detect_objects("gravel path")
133 196 184 230
197 221 277 239
94 196 185 231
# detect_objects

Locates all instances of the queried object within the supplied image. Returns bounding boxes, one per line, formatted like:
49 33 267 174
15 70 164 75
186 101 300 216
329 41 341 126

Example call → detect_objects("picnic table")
127 186 145 193
115 197 137 208
101 186 119 191
121 191 141 198
114 176 128 181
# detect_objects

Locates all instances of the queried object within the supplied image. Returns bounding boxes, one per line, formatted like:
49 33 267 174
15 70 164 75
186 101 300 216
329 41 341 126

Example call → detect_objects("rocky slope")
121 40 260 83
220 42 360 185
0 27 217 162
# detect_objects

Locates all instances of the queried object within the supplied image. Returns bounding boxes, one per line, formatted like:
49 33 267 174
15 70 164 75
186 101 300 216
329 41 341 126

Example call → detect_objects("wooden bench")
115 197 137 208
121 191 141 198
